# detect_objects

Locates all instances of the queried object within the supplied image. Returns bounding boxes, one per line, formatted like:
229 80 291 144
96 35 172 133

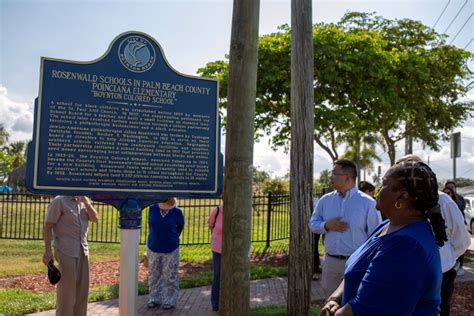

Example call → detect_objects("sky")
1 0 473 182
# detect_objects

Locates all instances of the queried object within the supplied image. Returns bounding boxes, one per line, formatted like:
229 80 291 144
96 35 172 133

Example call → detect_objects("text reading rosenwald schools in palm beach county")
51 70 212 105
29 32 220 195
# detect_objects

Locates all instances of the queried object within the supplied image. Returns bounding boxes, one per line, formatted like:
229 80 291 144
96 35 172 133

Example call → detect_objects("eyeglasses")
330 172 348 177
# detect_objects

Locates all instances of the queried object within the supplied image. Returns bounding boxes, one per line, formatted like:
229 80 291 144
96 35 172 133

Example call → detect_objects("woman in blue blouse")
146 197 185 310
322 161 447 316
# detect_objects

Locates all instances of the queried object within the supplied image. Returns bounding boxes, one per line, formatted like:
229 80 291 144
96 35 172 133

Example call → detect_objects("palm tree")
341 133 383 181
6 141 26 169
0 124 9 146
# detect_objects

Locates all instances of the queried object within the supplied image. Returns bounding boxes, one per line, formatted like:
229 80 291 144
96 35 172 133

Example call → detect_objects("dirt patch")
451 281 474 315
0 260 210 294
465 249 474 258
0 252 282 294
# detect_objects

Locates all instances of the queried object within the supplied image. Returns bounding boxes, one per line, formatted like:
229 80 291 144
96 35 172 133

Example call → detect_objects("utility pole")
405 121 413 155
451 132 461 180
355 138 361 185
220 0 260 315
288 0 314 314
405 136 413 155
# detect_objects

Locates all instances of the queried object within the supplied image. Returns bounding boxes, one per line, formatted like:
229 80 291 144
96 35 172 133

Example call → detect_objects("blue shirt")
147 204 185 253
309 186 381 256
343 220 441 316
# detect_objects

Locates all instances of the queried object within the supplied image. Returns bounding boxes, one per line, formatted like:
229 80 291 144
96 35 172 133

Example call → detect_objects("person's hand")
325 218 349 232
321 300 341 316
74 196 90 205
43 251 53 266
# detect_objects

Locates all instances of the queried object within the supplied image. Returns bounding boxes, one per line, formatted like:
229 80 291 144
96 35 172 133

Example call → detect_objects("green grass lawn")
0 238 325 315
0 237 325 315
0 240 125 277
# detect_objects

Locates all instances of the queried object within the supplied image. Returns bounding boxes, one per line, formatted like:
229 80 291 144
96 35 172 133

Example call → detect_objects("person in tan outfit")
43 195 98 316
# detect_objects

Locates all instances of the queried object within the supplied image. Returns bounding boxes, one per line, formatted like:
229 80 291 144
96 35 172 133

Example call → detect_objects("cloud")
253 135 334 178
253 117 473 182
401 121 474 181
0 85 34 142
2 81 467 182
252 137 289 177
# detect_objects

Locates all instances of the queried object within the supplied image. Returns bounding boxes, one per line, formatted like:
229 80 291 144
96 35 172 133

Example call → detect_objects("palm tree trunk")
220 1 260 315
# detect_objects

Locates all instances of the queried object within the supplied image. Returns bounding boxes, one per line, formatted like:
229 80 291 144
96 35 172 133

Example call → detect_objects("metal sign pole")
451 132 461 181
453 156 457 181
118 199 142 316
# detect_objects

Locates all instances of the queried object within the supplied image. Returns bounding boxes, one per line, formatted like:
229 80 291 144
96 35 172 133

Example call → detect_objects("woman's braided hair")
392 160 447 247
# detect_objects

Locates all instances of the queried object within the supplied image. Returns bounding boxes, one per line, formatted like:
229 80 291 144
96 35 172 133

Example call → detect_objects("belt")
327 254 350 260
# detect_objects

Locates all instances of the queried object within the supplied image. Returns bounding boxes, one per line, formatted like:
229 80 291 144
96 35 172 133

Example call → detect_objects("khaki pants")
321 254 347 298
55 250 89 316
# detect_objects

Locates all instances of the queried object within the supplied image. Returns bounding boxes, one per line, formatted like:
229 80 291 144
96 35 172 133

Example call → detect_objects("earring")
395 201 402 209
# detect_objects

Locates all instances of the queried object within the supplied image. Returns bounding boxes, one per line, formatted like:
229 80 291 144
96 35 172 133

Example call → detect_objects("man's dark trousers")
440 267 456 316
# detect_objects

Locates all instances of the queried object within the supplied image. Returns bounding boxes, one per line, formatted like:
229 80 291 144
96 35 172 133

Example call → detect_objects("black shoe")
163 304 174 310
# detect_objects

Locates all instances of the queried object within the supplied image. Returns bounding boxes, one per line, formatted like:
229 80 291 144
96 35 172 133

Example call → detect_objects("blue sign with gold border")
27 31 222 201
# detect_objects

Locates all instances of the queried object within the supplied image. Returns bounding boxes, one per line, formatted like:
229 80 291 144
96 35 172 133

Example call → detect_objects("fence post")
266 190 272 247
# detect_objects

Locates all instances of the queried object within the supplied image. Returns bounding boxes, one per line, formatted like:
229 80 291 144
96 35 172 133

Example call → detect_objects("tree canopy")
198 12 473 166
0 125 9 146
0 124 27 183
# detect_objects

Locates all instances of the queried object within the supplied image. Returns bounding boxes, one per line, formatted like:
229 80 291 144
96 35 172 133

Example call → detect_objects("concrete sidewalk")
28 261 474 316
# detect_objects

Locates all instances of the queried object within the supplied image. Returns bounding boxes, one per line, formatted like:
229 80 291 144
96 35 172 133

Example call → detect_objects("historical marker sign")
27 31 222 198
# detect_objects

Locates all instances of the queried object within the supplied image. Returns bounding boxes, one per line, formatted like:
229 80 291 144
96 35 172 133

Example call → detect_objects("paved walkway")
29 262 474 316
29 237 474 316
29 276 325 316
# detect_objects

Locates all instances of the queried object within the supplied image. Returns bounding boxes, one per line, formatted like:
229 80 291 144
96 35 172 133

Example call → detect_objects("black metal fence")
0 192 293 246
